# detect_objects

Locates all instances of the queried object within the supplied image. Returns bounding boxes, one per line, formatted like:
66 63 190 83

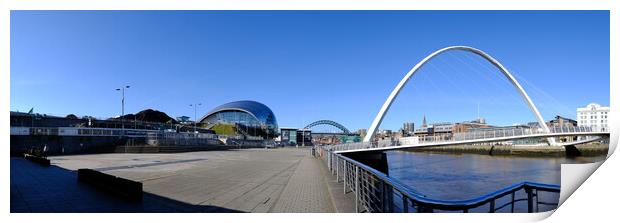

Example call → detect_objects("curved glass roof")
200 100 278 128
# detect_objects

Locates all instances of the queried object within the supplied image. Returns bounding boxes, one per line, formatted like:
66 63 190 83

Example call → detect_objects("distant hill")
112 109 178 124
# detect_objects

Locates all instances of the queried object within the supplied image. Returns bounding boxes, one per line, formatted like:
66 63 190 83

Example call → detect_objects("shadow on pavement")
10 158 243 213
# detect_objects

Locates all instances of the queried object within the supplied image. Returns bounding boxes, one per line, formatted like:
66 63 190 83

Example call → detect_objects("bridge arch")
304 120 351 134
363 46 553 144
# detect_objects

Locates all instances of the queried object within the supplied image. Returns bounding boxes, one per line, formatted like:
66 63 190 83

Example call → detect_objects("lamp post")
190 103 202 133
115 85 130 135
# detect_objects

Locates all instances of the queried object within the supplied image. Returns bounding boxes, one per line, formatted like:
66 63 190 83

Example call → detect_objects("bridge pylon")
363 46 555 145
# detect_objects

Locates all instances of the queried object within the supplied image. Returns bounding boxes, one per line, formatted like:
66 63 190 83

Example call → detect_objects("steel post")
336 156 339 182
511 192 515 212
343 161 347 193
526 188 533 213
387 185 394 212
355 166 359 213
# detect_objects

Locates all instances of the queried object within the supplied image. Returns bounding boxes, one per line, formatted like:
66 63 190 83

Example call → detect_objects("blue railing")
314 146 560 213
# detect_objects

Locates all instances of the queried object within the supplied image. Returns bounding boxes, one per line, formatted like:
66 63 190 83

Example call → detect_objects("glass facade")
280 128 297 146
296 130 312 146
200 100 279 139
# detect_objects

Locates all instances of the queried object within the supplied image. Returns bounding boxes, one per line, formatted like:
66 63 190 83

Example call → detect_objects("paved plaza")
11 147 353 213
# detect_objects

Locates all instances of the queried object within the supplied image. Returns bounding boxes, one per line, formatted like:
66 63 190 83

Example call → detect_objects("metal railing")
416 126 596 145
315 146 560 213
321 126 603 153
146 132 222 146
10 126 161 137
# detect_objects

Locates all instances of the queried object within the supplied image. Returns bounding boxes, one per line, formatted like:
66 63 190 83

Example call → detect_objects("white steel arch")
363 46 554 145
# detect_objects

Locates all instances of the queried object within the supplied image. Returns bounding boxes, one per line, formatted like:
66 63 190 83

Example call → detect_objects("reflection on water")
386 150 606 201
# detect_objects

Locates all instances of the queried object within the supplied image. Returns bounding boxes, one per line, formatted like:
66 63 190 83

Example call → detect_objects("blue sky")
11 11 609 131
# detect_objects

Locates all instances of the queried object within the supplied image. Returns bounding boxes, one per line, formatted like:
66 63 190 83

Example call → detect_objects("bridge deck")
337 132 609 154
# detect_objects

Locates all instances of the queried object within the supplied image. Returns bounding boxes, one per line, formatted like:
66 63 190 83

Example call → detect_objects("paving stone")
13 147 355 212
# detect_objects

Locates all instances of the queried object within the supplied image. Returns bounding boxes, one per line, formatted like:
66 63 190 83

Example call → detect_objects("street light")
115 85 130 134
190 103 202 133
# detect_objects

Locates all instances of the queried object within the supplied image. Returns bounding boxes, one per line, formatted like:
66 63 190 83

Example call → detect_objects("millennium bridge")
314 46 610 213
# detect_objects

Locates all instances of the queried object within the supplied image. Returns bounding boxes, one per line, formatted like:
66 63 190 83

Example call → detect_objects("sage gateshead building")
199 100 279 139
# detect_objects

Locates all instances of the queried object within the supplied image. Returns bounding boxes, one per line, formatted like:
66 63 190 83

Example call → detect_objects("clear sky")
11 11 609 131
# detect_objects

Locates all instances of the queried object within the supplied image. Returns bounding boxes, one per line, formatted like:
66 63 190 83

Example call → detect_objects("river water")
384 150 606 212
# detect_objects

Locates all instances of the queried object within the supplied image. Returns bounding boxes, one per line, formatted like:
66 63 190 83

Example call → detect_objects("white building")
577 103 610 131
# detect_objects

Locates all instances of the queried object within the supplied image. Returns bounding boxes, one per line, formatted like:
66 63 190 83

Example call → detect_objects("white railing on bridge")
321 125 602 152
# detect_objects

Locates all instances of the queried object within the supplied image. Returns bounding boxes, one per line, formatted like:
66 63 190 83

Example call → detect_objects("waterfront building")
375 129 394 140
412 122 454 136
467 124 531 133
297 129 312 146
280 128 298 146
413 115 432 136
378 129 392 136
279 127 312 146
466 124 544 145
176 116 191 125
402 122 415 136
452 118 491 133
413 127 432 136
526 122 541 128
356 129 367 138
411 114 455 137
577 103 610 132
433 122 454 135
312 135 340 145
340 135 362 143
199 100 279 139
546 115 578 143
547 115 577 127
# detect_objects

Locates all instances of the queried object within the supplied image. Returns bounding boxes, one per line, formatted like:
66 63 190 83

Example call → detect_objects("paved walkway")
12 147 349 213
270 155 335 212
10 158 240 212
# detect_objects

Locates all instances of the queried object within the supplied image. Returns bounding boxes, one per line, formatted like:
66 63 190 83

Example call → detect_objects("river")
384 150 606 212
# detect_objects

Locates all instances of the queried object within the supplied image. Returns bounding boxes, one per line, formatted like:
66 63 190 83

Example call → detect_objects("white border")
1 1 616 223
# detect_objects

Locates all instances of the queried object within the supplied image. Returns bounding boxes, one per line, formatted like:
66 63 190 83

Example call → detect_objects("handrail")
320 125 607 153
334 151 427 197
316 146 561 213
334 152 559 210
